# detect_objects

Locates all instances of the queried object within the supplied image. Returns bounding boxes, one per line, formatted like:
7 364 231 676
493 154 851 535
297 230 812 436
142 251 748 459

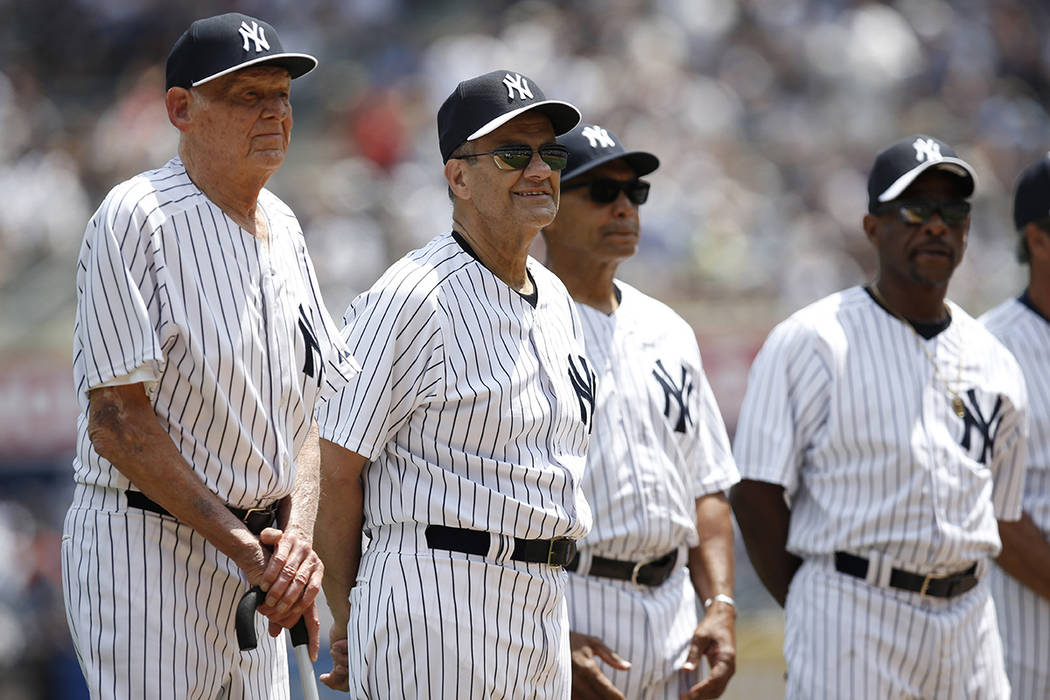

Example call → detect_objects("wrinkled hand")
250 528 324 660
680 604 736 699
320 629 350 691
570 631 631 700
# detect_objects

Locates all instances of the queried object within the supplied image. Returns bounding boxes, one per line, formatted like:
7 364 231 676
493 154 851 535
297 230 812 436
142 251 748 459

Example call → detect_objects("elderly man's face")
457 112 561 233
188 66 293 175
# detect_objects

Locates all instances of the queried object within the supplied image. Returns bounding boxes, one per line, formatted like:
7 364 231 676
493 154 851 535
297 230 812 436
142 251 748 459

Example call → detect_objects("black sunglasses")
562 178 650 205
448 143 569 171
874 199 971 225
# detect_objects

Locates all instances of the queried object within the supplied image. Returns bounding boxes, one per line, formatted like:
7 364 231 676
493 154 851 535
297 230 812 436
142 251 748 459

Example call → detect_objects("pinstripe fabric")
71 157 359 505
346 526 571 699
567 568 702 700
982 296 1050 698
981 298 1050 542
733 286 1027 698
317 231 593 695
571 282 739 559
64 158 358 698
734 286 1028 570
987 568 1050 699
62 485 289 699
317 231 592 539
785 558 1008 700
564 282 739 698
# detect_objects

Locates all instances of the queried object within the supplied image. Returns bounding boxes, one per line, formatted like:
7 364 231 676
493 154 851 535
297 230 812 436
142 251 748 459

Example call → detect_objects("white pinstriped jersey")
981 296 1050 537
565 282 739 700
573 281 739 560
734 286 1028 571
72 157 359 507
65 156 357 700
982 294 1050 700
317 230 593 541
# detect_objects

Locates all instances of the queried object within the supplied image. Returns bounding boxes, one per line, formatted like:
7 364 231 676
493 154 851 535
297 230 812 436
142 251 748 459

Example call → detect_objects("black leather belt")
424 525 577 567
566 549 678 587
834 551 979 599
125 490 279 536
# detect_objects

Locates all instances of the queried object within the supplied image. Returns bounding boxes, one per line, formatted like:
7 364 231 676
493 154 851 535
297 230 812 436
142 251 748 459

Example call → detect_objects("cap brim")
466 100 581 141
878 157 977 202
562 150 660 182
191 53 318 87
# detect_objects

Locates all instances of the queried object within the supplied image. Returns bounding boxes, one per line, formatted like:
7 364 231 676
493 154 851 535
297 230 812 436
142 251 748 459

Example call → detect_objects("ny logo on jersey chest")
958 388 1003 466
653 359 693 433
567 354 597 432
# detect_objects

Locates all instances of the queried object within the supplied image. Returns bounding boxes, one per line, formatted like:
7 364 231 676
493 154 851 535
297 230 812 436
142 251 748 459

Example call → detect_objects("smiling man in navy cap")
62 12 358 698
314 70 597 697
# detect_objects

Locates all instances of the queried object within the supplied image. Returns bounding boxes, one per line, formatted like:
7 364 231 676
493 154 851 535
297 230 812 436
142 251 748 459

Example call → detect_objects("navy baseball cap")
437 70 580 162
1013 153 1050 231
867 135 976 212
166 13 317 90
559 123 659 182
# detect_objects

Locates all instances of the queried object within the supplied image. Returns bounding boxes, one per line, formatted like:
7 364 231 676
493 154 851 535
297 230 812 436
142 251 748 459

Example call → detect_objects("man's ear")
445 159 471 201
862 213 880 250
1027 222 1050 262
166 87 193 133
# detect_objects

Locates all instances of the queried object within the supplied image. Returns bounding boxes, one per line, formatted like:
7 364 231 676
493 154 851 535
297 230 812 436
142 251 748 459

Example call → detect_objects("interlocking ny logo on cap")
582 125 616 149
912 137 943 163
239 20 270 52
503 73 533 100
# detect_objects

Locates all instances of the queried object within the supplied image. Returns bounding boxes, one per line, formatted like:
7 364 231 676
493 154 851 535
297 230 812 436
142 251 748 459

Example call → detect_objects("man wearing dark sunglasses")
543 123 740 700
315 70 598 697
732 135 1027 699
981 154 1050 699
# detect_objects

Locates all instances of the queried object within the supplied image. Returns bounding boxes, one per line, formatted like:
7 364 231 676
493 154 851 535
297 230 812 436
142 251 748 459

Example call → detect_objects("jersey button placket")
255 226 286 485
920 348 948 560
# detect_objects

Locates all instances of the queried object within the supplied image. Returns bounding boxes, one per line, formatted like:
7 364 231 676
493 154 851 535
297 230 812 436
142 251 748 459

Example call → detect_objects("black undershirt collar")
451 230 538 307
864 286 952 339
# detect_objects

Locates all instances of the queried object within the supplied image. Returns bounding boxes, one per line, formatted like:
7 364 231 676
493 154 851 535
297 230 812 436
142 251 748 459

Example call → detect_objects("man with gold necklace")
731 135 1028 699
981 154 1050 699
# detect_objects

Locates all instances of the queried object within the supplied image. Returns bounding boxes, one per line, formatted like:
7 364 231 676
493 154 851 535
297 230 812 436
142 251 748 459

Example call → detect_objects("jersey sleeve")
75 184 166 393
988 359 1029 521
732 317 831 497
687 347 740 498
316 265 446 460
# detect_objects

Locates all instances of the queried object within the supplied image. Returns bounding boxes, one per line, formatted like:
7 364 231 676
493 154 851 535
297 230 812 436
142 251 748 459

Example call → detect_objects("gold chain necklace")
869 284 966 417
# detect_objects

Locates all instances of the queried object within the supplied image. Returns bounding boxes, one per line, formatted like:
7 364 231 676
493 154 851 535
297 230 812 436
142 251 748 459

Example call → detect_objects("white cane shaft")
295 645 319 700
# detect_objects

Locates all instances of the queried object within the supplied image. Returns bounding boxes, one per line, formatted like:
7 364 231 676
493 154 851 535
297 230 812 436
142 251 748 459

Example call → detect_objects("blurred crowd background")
1 0 1048 697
